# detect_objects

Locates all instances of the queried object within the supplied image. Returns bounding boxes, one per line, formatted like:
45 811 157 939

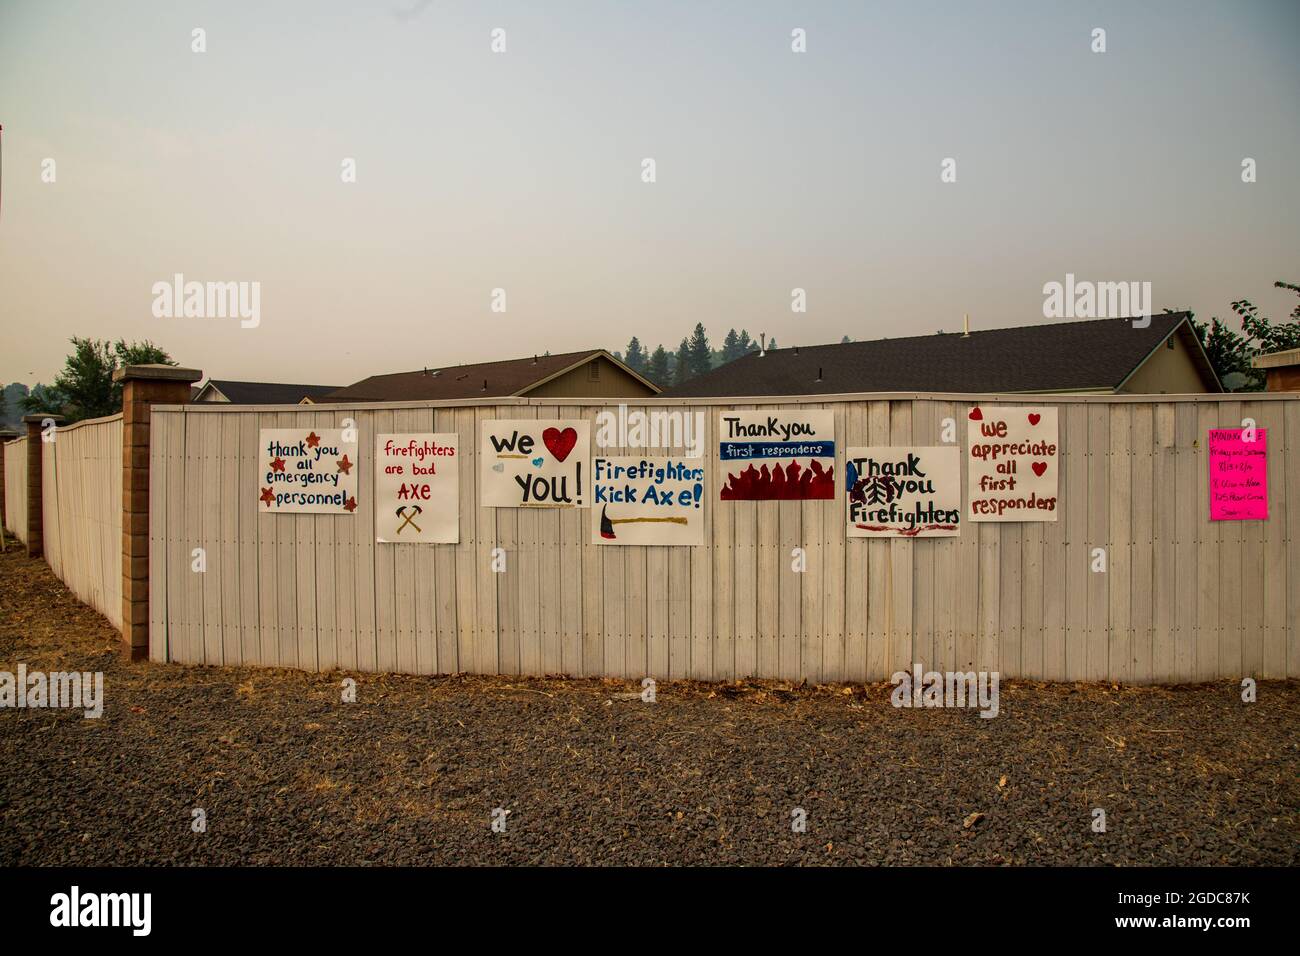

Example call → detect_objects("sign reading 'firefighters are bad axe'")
480 419 590 508
375 434 459 543
718 409 835 500
592 456 706 545
966 405 1059 522
259 428 357 514
846 446 961 537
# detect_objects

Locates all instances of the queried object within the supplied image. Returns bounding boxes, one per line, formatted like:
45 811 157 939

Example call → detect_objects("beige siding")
1120 331 1212 394
148 393 1299 684
523 356 657 399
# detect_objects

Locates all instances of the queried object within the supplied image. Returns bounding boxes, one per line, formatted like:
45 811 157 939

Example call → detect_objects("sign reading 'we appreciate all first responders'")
259 428 358 513
375 434 459 542
480 419 590 507
966 405 1058 521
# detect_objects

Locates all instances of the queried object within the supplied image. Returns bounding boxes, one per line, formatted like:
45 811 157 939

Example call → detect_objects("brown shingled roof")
662 314 1220 397
323 350 656 402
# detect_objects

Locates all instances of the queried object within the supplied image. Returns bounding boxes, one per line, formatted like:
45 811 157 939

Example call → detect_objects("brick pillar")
115 364 202 661
22 414 63 558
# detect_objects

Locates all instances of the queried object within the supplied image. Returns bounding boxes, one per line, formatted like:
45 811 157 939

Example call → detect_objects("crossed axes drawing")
396 505 423 534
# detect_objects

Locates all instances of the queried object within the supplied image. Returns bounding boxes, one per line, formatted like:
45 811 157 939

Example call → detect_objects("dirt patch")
1 534 1296 865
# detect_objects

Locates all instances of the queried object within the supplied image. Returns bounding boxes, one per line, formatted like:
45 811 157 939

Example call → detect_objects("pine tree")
722 328 740 362
737 329 753 354
688 323 712 377
624 336 647 373
647 345 670 385
673 338 693 386
767 336 779 350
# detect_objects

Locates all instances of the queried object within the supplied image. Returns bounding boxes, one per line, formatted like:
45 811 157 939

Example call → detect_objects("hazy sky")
1 0 1297 388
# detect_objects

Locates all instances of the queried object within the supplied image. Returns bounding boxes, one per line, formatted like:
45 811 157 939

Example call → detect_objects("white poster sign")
480 419 590 508
846 446 961 537
966 405 1059 522
592 456 706 545
258 428 357 514
375 434 459 543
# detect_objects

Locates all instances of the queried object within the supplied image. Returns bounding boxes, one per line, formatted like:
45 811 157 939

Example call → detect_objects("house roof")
662 313 1220 397
323 349 659 402
196 380 343 404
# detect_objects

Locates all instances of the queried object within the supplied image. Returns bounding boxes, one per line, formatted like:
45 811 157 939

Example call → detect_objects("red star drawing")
336 454 353 475
343 495 357 513
306 431 321 449
259 487 275 508
270 456 286 472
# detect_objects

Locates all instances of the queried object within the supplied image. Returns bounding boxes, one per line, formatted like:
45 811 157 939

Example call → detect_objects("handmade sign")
1207 428 1268 521
718 409 835 500
259 428 357 514
591 457 706 545
966 405 1058 522
480 419 589 508
375 434 459 543
846 446 961 537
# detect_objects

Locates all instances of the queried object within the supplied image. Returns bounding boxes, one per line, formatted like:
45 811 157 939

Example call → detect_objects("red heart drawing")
1031 461 1048 477
542 426 578 463
1028 413 1041 426
968 407 983 421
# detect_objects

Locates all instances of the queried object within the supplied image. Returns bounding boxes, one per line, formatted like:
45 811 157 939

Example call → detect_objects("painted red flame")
721 459 835 500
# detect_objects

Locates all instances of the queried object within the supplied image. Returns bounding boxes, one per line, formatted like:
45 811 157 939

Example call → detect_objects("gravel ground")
2 536 1297 866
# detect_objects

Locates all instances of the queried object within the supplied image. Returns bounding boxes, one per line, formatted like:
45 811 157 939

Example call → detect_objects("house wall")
1119 331 1211 394
524 356 657 399
146 392 1299 684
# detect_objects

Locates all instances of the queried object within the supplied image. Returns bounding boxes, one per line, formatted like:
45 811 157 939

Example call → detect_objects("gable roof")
323 349 659 402
196 380 343 404
662 313 1220 397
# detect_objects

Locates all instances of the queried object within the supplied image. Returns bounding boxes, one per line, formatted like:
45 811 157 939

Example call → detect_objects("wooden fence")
3 419 122 628
3 435 28 545
147 392 1299 684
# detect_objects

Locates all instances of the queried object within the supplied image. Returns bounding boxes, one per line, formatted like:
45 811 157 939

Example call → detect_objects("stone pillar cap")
112 364 203 384
23 413 65 423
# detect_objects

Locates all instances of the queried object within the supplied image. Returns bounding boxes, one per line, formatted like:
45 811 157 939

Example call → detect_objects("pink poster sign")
1207 428 1268 521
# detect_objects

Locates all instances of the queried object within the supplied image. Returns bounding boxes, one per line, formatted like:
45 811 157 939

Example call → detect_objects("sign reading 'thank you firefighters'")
966 405 1058 522
375 434 459 543
846 446 961 537
259 428 357 514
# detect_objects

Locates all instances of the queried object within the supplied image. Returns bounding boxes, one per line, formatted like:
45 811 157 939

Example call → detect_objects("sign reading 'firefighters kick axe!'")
592 457 706 545
375 434 459 543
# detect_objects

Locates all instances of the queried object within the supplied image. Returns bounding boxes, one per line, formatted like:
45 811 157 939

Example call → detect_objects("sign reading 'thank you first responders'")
375 434 459 543
719 409 835 500
846 446 961 537
966 405 1058 522
592 456 706 545
480 419 589 508
1207 428 1268 521
259 428 358 514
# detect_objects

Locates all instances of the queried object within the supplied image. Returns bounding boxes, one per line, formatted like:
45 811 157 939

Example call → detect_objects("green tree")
721 328 741 362
647 344 670 385
1192 282 1300 390
767 336 779 350
673 338 692 386
623 336 647 373
22 338 176 422
737 329 753 354
687 323 712 377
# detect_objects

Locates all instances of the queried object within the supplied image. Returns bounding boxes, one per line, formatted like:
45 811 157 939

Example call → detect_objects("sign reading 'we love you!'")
480 419 590 508
966 406 1059 522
